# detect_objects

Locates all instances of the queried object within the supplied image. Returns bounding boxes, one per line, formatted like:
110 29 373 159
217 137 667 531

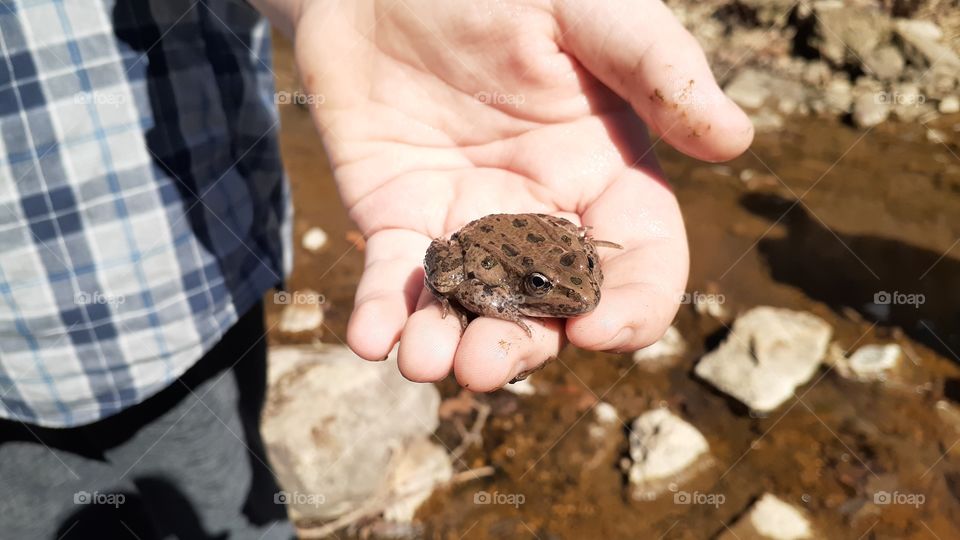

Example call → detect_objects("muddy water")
267 35 960 539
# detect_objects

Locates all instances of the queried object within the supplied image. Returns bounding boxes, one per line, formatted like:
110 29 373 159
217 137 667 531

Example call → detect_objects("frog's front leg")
424 238 465 321
453 280 532 337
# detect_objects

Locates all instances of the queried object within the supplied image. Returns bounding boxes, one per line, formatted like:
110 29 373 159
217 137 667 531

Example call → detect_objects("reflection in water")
741 192 960 360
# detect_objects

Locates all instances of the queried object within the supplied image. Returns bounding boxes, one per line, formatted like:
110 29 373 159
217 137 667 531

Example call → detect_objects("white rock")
694 307 832 413
633 326 685 367
626 409 709 498
302 227 329 252
939 96 960 114
725 69 772 109
721 493 813 540
503 376 536 396
841 344 901 381
262 345 442 521
822 79 853 113
852 93 890 128
382 439 453 523
750 109 785 132
594 401 620 425
863 45 905 81
277 289 324 333
895 19 960 72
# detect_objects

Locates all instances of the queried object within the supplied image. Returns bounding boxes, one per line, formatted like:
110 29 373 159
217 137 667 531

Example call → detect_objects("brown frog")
423 213 622 336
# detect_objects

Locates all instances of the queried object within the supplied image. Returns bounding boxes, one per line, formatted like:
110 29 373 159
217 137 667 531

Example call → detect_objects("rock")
262 345 442 521
802 61 833 88
633 326 685 369
750 109 785 132
725 70 809 116
895 19 960 73
503 376 536 396
852 93 890 128
863 45 905 81
726 69 772 110
822 78 853 114
694 307 832 413
811 2 889 67
721 493 814 540
735 0 797 26
277 289 325 333
625 408 710 499
891 82 932 121
940 96 960 114
381 439 453 523
301 227 329 252
835 344 902 381
594 401 620 425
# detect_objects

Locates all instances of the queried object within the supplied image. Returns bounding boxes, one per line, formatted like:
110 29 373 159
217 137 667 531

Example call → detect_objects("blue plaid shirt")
0 0 292 427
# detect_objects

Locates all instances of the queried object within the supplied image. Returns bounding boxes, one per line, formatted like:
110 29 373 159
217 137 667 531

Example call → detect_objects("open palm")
294 0 753 390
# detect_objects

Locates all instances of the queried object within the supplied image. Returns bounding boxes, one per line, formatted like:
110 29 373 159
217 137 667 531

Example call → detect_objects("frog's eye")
524 272 553 295
587 256 596 271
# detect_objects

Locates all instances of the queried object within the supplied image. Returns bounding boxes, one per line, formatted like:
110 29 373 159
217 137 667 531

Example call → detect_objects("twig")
451 402 491 461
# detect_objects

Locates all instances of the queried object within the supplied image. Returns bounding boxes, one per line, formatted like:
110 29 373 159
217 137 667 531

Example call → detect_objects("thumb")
555 0 754 162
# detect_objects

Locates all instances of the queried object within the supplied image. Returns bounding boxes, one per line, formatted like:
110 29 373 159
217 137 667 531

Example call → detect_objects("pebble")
503 376 536 396
694 307 832 413
725 69 772 109
632 326 686 368
940 96 960 114
625 408 710 498
721 493 814 540
836 343 902 381
302 227 329 252
277 289 325 333
852 93 890 128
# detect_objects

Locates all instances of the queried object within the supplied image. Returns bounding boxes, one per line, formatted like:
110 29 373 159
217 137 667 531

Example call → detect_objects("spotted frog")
423 213 622 335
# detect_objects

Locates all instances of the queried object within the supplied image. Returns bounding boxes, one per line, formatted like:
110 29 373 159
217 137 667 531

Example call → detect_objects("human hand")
293 0 753 389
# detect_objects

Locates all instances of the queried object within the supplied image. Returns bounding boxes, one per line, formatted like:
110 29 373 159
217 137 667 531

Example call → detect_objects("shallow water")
267 34 960 539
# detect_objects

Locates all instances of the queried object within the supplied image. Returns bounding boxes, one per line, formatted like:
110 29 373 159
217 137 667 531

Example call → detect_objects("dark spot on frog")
466 271 476 280
561 235 571 245
512 218 528 228
481 256 497 269
560 253 577 267
501 244 519 257
570 276 582 285
479 224 494 233
522 256 534 267
651 88 664 102
526 233 545 244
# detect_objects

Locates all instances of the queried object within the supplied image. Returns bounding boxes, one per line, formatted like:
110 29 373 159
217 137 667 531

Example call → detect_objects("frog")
423 213 622 336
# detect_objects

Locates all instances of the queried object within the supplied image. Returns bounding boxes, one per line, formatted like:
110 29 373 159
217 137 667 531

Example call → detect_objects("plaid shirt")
0 0 291 427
